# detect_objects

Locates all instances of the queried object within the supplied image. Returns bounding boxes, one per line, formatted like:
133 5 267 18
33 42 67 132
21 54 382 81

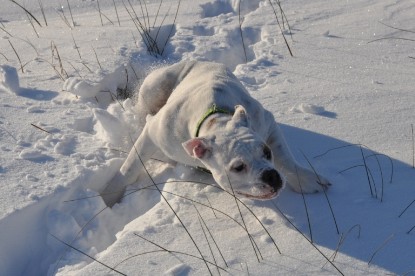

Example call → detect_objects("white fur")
101 61 329 207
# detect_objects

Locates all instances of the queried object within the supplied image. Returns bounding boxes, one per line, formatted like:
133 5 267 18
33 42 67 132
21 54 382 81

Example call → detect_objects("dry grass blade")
314 144 361 159
92 47 102 70
56 8 72 29
49 233 126 275
30 123 52 134
267 0 293 56
271 201 344 275
205 194 217 218
25 12 39 38
301 151 340 235
118 68 129 99
79 61 93 73
112 0 121 26
151 7 170 52
66 0 75 28
0 125 17 141
8 39 24 73
0 25 13 37
160 0 181 56
38 0 47 26
407 225 415 234
138 0 150 30
194 204 229 269
369 153 384 201
0 52 9 61
15 37 39 56
34 57 66 81
324 224 361 267
51 41 69 80
226 173 263 262
398 198 415 218
368 37 415 44
360 146 375 198
97 0 104 26
153 0 164 28
129 63 139 80
379 21 415 34
237 0 248 63
365 153 394 184
194 206 221 275
275 0 293 39
338 165 376 193
242 262 250 276
95 6 114 25
71 33 81 59
368 234 395 265
295 166 313 242
10 0 42 27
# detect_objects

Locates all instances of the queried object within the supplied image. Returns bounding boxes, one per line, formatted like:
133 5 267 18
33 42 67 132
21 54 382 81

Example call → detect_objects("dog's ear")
182 138 211 159
232 105 250 127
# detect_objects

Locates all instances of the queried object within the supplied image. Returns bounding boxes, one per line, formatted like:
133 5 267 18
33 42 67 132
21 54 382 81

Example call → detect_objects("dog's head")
183 105 285 200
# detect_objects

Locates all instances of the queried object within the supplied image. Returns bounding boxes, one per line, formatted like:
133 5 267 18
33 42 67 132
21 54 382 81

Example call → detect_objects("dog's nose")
261 169 283 190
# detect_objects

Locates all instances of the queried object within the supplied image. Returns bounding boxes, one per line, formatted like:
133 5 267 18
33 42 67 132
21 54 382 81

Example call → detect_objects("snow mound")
0 64 20 94
291 103 326 115
290 103 337 118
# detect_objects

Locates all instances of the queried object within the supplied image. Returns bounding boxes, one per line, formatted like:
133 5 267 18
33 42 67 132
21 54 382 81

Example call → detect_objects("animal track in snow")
200 0 262 18
192 25 215 36
168 0 279 71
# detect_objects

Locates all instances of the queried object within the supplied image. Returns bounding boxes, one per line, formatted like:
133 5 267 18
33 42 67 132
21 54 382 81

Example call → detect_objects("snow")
0 0 414 275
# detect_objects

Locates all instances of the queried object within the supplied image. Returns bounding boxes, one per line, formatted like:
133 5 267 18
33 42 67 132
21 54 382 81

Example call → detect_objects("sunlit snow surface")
0 0 415 275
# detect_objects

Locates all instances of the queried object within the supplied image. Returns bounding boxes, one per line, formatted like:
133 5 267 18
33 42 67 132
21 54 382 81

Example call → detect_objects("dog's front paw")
287 167 330 194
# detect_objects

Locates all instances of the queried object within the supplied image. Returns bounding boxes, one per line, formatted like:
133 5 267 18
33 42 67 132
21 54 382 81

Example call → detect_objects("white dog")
101 61 329 207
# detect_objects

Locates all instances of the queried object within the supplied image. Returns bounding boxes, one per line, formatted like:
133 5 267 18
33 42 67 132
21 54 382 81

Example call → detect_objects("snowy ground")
0 0 415 275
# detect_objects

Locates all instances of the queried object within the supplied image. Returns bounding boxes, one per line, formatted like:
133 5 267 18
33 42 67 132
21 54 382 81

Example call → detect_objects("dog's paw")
287 167 331 194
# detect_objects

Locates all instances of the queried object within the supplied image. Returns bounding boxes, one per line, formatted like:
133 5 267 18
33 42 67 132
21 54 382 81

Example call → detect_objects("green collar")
195 104 232 137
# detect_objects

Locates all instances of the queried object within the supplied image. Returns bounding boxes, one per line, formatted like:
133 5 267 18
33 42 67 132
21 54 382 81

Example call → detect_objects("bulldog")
101 61 329 207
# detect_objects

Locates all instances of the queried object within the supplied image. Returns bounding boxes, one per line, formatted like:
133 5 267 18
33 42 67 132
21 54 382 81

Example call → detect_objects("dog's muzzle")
261 169 283 191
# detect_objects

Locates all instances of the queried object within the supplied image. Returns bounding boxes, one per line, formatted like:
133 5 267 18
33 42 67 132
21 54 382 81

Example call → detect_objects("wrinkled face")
182 105 285 200
208 130 284 199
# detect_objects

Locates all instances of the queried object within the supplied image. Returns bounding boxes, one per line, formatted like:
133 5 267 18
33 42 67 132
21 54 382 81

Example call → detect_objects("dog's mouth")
236 190 279 200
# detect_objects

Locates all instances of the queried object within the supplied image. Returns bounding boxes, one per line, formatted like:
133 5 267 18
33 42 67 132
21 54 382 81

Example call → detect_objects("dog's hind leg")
101 126 157 207
135 61 194 118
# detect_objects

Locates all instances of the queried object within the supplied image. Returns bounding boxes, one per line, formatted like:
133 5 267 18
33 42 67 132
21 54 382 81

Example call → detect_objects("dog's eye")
263 146 272 160
232 162 246 173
